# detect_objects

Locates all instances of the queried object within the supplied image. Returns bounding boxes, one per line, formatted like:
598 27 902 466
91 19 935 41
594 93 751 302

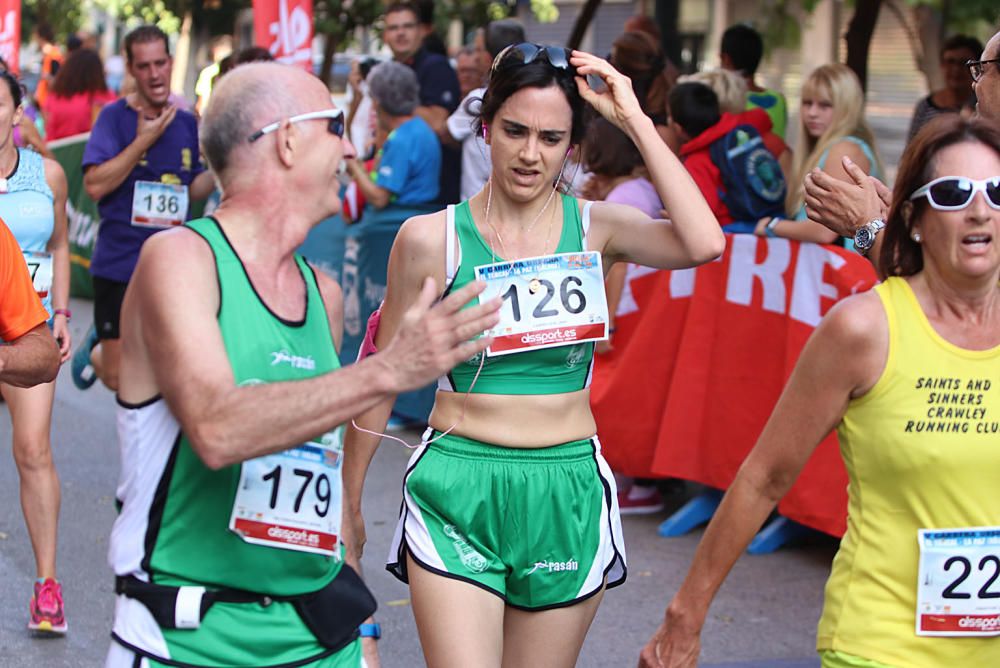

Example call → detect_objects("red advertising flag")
591 235 879 537
0 0 20 73
252 0 313 70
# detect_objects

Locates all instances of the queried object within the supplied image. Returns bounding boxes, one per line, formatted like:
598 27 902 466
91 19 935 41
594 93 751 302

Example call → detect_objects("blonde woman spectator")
754 64 883 244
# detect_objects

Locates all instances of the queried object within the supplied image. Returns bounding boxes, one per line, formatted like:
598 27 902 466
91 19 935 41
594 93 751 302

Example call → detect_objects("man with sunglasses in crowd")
103 61 500 667
72 25 215 393
804 28 1000 275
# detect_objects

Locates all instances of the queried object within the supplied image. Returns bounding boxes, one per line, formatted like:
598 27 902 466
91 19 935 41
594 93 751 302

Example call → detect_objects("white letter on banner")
669 267 696 298
615 265 657 316
726 235 790 314
790 243 847 327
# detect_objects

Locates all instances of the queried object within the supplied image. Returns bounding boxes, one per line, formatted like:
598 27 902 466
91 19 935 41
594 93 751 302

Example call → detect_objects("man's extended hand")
803 155 891 237
377 278 501 394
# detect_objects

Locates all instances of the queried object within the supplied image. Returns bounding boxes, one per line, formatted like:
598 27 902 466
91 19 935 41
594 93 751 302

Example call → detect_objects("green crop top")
438 193 596 395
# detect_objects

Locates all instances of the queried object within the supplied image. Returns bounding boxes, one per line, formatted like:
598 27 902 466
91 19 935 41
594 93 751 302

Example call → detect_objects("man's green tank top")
152 217 343 594
439 193 595 395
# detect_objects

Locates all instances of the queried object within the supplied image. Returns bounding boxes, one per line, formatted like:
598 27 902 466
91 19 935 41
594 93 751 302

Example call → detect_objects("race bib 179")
229 427 344 557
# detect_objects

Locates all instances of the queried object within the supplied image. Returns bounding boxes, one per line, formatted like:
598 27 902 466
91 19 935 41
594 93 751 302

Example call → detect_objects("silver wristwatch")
853 219 885 256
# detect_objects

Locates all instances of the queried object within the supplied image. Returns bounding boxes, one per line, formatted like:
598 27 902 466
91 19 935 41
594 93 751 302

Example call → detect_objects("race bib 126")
475 251 608 357
916 527 1000 637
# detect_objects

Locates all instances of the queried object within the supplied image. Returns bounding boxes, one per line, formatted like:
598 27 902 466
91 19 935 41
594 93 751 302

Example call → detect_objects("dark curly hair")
475 45 587 147
49 49 109 98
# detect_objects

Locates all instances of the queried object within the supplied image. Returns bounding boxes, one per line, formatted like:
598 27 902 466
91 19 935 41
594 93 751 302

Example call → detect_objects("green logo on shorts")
443 524 489 573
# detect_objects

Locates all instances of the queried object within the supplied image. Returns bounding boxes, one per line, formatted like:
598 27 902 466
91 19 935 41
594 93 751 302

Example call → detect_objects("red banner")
0 0 20 73
252 0 313 70
591 235 878 537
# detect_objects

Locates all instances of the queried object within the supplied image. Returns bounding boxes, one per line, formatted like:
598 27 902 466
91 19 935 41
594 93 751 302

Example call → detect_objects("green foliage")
757 0 998 53
93 0 183 34
314 0 384 52
746 0 806 54
21 0 86 44
906 0 999 35
530 0 559 23
314 0 559 52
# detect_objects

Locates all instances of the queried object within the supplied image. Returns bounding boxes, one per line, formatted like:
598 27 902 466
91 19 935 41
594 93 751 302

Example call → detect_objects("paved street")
0 299 836 667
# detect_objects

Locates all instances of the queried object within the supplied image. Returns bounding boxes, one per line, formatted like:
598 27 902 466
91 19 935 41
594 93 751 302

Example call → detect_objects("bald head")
976 31 1000 123
201 62 330 178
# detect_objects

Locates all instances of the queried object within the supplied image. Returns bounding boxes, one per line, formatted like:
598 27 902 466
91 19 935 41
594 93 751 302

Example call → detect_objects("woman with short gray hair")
341 59 443 420
346 61 439 210
367 61 420 118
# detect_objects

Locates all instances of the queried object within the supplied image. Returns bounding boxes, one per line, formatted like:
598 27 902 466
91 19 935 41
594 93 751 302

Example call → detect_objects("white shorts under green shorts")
387 428 627 609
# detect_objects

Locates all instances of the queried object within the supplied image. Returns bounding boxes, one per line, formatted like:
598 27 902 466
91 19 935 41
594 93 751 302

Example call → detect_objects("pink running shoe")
617 484 666 515
29 578 67 635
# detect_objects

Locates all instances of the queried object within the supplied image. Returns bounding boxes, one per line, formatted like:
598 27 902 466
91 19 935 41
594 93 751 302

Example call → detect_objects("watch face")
855 228 872 249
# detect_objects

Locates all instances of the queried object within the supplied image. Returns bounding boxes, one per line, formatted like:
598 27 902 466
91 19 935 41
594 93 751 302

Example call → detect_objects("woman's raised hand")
570 50 646 132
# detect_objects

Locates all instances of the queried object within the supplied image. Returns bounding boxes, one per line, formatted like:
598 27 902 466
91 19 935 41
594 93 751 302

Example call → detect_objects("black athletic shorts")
92 276 129 340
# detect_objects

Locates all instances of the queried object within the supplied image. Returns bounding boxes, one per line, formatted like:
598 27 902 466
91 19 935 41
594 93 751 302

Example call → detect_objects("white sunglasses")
908 176 1000 211
248 109 345 143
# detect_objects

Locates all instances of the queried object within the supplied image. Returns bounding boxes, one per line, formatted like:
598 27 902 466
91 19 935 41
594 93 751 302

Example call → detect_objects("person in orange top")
33 23 64 110
0 219 59 385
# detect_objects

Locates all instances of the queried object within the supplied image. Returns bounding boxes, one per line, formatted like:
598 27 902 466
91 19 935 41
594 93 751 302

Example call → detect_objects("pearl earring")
912 232 922 243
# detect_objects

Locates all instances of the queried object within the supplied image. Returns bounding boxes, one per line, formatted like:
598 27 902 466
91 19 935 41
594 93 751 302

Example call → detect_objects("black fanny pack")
115 564 376 652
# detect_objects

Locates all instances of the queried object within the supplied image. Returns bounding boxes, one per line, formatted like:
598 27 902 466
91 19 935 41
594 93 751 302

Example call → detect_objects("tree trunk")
319 32 337 86
654 0 682 68
912 3 944 92
844 0 883 93
567 0 602 50
172 11 194 100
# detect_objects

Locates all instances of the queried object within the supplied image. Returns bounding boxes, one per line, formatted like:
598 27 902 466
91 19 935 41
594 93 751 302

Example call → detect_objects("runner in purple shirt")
84 99 203 282
72 25 214 392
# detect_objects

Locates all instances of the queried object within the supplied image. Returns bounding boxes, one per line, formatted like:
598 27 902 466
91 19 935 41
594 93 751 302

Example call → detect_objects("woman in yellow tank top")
640 115 1000 667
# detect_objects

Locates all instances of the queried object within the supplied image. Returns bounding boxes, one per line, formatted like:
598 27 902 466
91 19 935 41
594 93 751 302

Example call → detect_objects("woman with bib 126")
345 45 725 667
0 69 73 634
641 115 1000 668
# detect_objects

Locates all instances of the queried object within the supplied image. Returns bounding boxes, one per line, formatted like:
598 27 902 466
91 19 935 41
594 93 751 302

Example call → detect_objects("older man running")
105 62 499 667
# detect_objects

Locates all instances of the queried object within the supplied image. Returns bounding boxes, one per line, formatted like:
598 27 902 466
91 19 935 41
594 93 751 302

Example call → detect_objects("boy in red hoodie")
669 82 788 231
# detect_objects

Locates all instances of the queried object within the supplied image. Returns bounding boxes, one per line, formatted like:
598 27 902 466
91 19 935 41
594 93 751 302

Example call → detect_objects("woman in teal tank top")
752 64 884 245
0 69 74 633
345 45 726 666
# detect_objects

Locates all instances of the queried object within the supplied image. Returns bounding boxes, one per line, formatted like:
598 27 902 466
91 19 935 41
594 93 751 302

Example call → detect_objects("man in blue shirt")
382 1 460 205
74 25 214 391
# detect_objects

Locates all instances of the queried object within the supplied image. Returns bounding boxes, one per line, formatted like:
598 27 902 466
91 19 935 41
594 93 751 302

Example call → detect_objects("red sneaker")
29 578 67 635
617 484 666 515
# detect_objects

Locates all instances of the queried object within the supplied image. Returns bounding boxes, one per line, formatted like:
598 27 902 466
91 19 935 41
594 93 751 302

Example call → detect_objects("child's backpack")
708 124 786 224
